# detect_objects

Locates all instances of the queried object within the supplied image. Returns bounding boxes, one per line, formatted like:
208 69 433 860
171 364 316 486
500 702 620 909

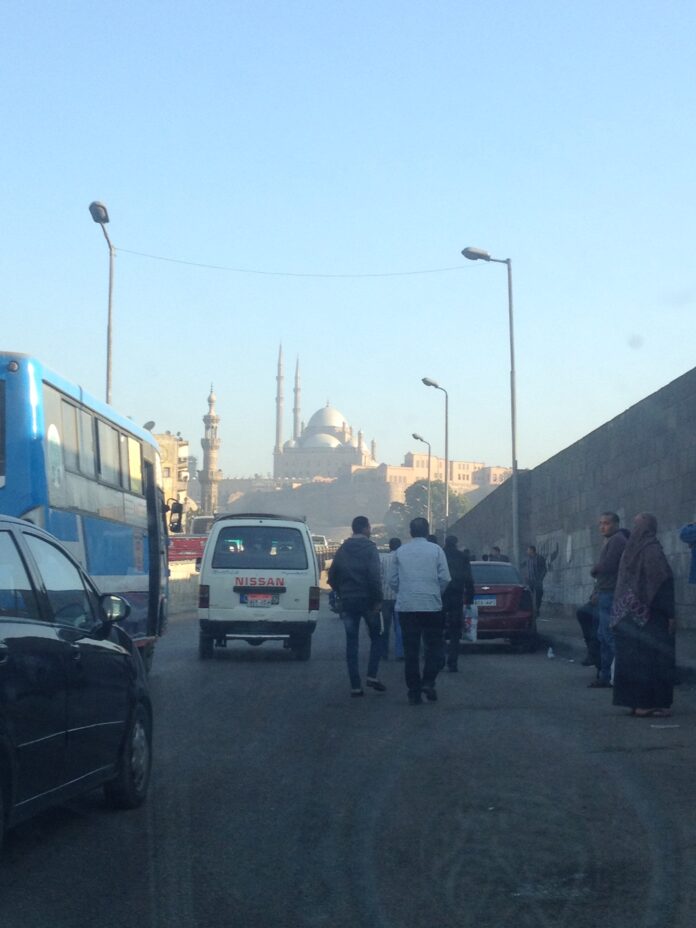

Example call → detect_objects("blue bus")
0 352 168 669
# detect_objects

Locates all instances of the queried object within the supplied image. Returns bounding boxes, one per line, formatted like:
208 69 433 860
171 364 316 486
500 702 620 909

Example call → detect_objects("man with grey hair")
389 517 451 705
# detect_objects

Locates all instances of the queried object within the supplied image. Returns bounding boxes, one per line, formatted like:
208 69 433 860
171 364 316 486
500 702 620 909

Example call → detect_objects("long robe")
612 578 675 710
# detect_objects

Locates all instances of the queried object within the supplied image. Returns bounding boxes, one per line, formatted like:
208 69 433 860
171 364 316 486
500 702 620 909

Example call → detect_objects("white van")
197 513 320 660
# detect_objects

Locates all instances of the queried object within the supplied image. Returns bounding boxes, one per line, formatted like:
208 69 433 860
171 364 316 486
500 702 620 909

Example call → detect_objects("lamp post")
461 246 519 566
412 432 432 526
89 201 115 405
421 378 449 535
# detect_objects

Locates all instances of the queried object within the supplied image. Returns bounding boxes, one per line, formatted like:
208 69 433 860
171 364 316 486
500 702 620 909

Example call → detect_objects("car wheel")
291 633 312 661
104 702 152 810
199 631 214 659
511 627 538 653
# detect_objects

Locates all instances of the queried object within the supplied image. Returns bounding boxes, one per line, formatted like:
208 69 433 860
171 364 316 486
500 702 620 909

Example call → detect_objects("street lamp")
412 432 432 526
421 377 449 534
89 201 115 405
461 245 519 565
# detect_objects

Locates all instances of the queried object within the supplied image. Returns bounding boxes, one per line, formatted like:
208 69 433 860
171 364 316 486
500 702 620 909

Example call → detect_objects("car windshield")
471 563 523 585
211 526 308 570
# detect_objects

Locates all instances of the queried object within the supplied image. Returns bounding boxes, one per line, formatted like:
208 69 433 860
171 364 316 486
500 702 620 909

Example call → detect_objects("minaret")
293 357 301 441
275 344 284 454
199 385 221 515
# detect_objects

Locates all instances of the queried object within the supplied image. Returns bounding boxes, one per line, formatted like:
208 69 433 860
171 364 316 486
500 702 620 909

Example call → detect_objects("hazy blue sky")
3 1 695 476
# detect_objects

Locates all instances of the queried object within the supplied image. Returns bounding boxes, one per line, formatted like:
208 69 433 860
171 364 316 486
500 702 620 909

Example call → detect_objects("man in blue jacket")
328 515 384 697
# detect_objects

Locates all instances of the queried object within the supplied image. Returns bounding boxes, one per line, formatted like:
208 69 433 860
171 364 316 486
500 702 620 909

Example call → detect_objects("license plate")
240 593 277 607
474 596 496 607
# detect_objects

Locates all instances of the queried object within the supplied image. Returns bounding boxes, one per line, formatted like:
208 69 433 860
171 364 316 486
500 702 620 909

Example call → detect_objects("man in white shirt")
379 537 402 659
389 517 451 705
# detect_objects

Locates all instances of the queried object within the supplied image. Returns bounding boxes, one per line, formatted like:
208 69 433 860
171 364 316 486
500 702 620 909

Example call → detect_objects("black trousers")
400 611 445 693
576 601 600 668
444 599 464 668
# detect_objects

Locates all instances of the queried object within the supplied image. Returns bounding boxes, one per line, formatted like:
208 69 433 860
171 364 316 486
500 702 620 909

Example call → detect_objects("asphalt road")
3 605 696 928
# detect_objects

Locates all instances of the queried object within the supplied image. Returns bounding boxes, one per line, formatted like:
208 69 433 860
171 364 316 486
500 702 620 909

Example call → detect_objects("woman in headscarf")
611 513 675 717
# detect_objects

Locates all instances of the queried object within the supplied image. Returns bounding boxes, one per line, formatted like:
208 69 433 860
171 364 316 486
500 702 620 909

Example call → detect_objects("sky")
2 0 695 477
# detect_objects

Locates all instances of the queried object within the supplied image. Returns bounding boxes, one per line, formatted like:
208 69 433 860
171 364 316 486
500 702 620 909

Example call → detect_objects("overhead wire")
116 247 466 279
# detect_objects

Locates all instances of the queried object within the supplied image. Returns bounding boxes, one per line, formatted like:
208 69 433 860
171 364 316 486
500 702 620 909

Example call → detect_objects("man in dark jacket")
328 515 384 697
588 511 628 688
443 536 474 672
525 545 547 618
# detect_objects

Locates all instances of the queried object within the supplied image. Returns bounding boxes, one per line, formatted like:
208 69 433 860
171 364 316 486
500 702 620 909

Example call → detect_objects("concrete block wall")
450 366 696 626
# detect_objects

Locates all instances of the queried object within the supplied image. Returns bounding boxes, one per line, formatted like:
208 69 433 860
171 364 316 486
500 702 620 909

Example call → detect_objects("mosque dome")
305 404 346 433
283 438 298 449
300 433 342 449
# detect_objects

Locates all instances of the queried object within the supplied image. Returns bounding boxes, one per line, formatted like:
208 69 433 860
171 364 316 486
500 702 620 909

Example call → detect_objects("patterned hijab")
611 513 673 627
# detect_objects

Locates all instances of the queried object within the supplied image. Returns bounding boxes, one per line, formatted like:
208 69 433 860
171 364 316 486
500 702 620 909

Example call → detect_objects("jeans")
381 600 396 658
341 608 383 689
597 591 615 684
399 611 445 694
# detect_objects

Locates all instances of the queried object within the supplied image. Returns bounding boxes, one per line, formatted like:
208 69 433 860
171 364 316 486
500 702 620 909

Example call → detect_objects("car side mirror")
195 557 202 573
100 593 131 623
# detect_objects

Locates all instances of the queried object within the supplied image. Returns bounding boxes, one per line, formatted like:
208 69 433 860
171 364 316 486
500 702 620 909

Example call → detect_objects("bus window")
128 437 143 495
118 433 129 489
61 401 79 472
78 410 96 477
97 420 120 486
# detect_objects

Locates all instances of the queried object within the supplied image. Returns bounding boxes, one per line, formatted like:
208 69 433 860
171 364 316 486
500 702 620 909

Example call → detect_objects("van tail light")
309 586 320 612
199 584 210 608
520 588 533 613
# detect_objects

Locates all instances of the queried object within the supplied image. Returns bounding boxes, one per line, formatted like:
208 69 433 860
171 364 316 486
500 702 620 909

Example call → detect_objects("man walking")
442 535 474 672
379 537 401 659
588 511 628 689
388 517 451 704
525 545 547 618
328 516 384 697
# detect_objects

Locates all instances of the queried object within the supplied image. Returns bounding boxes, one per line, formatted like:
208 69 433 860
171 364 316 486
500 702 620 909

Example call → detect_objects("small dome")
305 404 347 432
300 433 342 449
283 438 297 449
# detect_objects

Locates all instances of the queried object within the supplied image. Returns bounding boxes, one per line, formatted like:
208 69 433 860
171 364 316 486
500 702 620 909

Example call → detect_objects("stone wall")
450 366 696 625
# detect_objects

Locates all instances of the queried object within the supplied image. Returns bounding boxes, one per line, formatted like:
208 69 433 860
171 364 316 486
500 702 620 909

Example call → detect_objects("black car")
0 515 152 851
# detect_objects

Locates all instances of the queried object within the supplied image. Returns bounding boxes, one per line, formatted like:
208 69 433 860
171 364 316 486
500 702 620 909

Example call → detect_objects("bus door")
143 460 167 638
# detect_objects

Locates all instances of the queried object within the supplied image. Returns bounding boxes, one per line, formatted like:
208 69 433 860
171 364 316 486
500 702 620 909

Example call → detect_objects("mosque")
273 346 378 480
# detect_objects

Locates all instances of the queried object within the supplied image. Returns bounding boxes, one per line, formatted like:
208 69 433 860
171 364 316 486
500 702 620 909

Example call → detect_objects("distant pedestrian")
525 545 547 617
678 522 696 584
442 536 474 672
388 517 451 704
612 513 675 717
489 546 510 563
379 537 402 660
588 511 628 689
328 516 384 697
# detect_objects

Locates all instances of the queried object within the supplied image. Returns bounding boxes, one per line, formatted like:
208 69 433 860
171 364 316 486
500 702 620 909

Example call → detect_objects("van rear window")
211 526 308 570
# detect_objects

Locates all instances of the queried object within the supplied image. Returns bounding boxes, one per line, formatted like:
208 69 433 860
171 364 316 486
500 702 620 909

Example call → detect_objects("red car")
469 560 537 651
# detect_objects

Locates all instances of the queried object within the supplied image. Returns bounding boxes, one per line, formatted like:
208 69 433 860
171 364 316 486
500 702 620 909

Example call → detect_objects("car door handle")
0 643 8 665
69 642 82 662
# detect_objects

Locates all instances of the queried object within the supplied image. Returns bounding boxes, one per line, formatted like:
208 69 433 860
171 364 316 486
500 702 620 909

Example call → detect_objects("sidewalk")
537 608 696 685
